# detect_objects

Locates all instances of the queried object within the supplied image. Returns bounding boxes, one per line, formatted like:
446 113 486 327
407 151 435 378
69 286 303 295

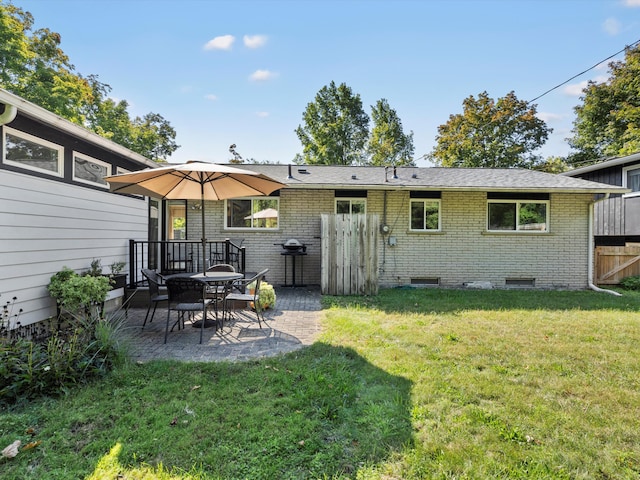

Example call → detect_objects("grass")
1 287 640 479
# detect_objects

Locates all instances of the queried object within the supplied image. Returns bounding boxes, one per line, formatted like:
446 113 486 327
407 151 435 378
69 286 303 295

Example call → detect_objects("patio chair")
141 269 168 328
164 276 212 344
224 269 269 328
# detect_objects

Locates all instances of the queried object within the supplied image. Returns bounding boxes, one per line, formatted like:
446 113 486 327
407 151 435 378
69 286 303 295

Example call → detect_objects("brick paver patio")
120 286 323 363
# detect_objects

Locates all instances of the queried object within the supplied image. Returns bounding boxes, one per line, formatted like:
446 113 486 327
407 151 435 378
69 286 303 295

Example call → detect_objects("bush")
48 267 111 315
256 281 277 310
620 275 640 290
0 309 129 406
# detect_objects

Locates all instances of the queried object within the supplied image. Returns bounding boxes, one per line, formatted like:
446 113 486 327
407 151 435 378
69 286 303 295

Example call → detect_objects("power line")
528 39 640 104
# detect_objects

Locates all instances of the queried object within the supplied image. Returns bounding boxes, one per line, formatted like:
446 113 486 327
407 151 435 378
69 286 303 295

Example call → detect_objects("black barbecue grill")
277 239 309 287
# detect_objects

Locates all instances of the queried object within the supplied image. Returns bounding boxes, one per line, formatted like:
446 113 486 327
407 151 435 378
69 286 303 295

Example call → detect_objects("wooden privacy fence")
594 245 640 284
321 214 379 295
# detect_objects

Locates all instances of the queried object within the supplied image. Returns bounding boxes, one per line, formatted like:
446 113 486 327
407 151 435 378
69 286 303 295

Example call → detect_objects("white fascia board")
0 88 158 169
563 152 640 176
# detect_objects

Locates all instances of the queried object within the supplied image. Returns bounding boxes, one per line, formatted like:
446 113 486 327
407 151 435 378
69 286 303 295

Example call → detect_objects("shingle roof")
231 164 628 194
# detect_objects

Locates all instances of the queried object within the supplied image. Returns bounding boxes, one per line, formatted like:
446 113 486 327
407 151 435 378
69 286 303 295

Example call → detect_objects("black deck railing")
127 239 246 288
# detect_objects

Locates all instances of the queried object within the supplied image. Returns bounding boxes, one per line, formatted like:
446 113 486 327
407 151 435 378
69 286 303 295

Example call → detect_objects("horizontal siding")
0 169 148 326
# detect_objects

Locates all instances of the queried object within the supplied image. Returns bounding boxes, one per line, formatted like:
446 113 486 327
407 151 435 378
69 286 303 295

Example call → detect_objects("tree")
429 91 551 168
295 81 370 165
0 3 179 161
368 98 415 166
568 44 640 165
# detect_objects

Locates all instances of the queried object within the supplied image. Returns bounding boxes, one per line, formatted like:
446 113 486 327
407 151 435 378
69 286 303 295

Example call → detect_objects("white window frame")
72 151 110 188
487 200 549 233
622 164 640 197
225 197 280 230
409 198 441 232
3 126 64 177
335 198 367 215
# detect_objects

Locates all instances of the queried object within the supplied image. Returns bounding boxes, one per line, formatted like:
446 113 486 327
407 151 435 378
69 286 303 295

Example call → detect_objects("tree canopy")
295 83 416 166
368 98 415 166
429 91 551 169
0 3 178 161
295 81 370 165
568 43 640 166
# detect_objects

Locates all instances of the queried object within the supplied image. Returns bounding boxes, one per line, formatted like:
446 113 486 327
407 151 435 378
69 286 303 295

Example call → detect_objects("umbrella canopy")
105 161 286 274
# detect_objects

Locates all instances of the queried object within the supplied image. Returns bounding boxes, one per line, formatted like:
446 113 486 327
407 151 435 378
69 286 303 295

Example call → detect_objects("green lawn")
1 288 639 479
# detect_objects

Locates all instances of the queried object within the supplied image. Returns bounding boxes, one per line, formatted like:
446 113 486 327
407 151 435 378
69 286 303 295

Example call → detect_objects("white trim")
72 151 110 188
335 198 367 215
224 197 280 230
487 199 549 233
622 164 640 197
409 198 441 232
2 126 64 177
0 88 157 169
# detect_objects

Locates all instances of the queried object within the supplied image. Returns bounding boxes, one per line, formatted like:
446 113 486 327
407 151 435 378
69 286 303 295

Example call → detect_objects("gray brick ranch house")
190 163 627 292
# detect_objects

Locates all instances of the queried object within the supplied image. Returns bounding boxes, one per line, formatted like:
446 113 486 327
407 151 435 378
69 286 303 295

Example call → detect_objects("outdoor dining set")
141 265 269 344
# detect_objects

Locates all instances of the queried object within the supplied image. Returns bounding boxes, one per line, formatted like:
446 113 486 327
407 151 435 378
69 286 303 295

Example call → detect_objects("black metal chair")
224 269 269 328
164 276 212 344
141 269 169 328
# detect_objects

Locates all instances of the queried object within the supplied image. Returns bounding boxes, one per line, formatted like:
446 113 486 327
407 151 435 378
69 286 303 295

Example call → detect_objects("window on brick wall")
487 193 549 232
335 190 367 215
226 196 279 229
410 191 441 231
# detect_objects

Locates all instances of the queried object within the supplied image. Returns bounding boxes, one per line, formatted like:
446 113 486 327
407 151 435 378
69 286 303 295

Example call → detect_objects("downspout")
588 193 622 296
0 102 18 125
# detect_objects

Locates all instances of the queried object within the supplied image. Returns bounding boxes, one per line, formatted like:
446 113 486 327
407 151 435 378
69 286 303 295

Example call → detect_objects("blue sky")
12 0 640 166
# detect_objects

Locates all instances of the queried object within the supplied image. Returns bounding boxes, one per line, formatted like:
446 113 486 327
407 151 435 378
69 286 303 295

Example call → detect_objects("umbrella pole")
201 188 207 276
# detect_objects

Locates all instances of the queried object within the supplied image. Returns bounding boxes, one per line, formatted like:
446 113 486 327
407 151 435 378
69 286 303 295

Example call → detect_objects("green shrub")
620 275 640 290
257 281 276 310
48 267 111 315
0 309 129 406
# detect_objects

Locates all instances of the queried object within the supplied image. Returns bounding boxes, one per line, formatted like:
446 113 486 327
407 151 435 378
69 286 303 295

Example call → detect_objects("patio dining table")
164 271 244 328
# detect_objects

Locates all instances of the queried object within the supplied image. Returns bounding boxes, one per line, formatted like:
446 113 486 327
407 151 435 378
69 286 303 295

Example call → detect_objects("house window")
336 198 366 214
226 197 279 229
3 126 63 177
73 152 110 187
487 200 549 232
167 200 186 240
623 165 640 194
410 199 441 231
410 191 441 231
335 190 367 215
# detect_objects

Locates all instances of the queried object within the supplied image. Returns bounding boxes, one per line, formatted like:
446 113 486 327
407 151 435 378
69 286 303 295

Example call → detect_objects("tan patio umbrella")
105 161 286 274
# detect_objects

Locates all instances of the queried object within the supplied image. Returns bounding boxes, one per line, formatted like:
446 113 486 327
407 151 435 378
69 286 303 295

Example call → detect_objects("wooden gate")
321 214 379 295
594 246 640 284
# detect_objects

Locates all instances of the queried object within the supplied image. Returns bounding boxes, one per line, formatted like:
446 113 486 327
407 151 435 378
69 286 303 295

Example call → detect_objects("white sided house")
0 88 155 327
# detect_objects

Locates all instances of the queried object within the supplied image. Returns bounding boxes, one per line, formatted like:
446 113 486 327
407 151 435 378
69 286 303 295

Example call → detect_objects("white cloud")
204 94 218 101
244 35 267 49
204 35 235 51
537 112 565 122
623 0 640 7
249 69 277 81
603 17 622 35
563 75 609 96
564 80 589 96
256 111 269 118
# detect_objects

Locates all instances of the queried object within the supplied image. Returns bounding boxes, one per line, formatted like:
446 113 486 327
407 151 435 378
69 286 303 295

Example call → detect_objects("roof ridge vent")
297 167 309 174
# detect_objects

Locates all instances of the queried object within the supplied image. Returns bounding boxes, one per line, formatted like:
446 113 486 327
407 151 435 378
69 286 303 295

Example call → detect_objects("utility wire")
528 39 640 104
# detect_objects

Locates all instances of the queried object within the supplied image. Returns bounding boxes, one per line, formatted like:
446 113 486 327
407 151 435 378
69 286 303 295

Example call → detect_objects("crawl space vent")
505 278 535 288
410 278 440 287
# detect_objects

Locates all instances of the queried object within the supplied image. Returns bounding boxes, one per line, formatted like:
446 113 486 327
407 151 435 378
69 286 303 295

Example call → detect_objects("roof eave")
0 88 157 169
279 183 629 194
